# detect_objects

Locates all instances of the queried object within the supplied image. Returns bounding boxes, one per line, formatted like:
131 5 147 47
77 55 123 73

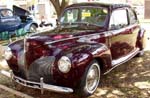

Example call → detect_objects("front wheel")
76 60 100 97
29 24 37 33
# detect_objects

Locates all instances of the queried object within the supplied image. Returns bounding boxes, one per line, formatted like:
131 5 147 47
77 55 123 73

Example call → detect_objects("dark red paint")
7 3 145 89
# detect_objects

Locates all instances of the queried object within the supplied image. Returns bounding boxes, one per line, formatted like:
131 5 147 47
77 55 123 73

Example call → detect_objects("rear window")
0 9 13 17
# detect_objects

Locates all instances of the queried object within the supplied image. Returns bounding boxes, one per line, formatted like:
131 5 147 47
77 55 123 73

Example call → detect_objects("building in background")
0 0 55 23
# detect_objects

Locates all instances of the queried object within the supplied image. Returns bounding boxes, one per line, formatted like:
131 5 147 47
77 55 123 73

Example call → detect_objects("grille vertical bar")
24 36 28 78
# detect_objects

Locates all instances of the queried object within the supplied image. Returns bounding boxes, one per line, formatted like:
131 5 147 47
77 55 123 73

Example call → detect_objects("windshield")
60 7 108 27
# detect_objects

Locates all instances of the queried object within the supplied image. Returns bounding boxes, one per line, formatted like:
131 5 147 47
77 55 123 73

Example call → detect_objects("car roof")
66 2 131 9
0 8 11 11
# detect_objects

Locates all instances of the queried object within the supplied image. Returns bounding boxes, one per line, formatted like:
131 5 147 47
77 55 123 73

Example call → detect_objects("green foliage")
0 31 10 40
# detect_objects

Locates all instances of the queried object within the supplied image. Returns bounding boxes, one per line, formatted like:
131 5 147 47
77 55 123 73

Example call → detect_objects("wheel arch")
94 53 112 74
94 57 104 72
90 44 112 74
31 22 38 28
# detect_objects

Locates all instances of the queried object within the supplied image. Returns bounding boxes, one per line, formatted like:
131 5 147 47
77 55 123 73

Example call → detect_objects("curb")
0 84 34 98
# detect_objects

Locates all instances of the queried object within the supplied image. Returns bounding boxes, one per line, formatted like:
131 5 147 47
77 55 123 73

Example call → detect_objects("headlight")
58 56 71 73
2 46 13 60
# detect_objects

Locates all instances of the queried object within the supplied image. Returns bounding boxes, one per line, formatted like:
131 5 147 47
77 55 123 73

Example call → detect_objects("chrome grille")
28 56 55 83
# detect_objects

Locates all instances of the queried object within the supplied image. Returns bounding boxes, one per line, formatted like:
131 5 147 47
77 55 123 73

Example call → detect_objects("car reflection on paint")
0 5 38 41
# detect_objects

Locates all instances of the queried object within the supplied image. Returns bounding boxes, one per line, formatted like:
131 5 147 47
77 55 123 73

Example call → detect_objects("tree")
49 0 69 18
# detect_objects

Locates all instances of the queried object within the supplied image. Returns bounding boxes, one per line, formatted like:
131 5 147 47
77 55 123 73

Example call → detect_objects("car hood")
9 27 106 63
7 27 107 79
27 29 103 47
13 5 30 17
9 26 106 53
29 25 105 42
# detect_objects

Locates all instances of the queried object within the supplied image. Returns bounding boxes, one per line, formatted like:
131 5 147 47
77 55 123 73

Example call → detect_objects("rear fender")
136 28 145 50
138 28 145 38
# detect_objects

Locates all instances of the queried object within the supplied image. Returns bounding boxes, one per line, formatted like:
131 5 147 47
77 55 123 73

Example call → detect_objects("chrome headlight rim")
2 46 13 60
58 56 71 73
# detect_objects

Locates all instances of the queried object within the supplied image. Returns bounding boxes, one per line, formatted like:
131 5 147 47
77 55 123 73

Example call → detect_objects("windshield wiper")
61 22 102 27
73 22 102 28
60 22 103 31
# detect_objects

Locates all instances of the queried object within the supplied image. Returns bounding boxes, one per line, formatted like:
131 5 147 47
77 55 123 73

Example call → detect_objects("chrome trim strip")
44 31 112 45
110 24 138 35
92 44 108 55
104 48 139 75
24 36 28 77
111 48 139 66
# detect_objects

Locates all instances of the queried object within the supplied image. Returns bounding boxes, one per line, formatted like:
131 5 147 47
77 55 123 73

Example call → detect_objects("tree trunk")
49 0 69 18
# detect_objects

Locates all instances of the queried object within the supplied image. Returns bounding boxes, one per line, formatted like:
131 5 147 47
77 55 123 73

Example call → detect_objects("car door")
127 7 140 49
109 8 139 63
0 9 21 32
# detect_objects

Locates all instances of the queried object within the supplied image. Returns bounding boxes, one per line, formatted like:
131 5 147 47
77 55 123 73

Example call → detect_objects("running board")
104 48 139 75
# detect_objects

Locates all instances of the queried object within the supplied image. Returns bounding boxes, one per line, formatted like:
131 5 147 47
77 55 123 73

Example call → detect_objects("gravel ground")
0 89 19 98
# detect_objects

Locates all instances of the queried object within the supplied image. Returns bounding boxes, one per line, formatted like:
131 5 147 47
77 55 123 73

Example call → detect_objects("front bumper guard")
0 70 73 94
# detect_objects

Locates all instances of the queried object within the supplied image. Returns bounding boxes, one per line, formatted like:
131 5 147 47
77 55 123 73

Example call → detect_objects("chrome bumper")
0 70 73 94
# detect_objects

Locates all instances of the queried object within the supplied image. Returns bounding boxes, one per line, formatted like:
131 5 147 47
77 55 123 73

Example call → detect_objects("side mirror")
109 24 121 30
110 24 117 30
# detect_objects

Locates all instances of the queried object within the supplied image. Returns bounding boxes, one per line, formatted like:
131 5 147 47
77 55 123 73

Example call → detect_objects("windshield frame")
59 6 109 28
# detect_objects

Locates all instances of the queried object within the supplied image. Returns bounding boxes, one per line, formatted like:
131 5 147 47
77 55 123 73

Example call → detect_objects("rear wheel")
76 60 100 97
137 37 145 57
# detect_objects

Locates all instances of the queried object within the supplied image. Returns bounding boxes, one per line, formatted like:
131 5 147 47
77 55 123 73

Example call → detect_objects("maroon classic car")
2 3 145 97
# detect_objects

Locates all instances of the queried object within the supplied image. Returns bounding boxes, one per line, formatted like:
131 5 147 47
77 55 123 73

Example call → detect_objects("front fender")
53 43 112 88
71 43 110 68
82 43 112 73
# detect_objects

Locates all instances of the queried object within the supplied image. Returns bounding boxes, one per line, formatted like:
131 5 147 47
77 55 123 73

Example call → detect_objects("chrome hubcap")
30 26 36 33
86 63 100 92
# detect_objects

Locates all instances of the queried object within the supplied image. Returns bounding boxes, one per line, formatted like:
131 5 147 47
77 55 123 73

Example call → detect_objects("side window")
128 8 137 24
109 9 128 30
